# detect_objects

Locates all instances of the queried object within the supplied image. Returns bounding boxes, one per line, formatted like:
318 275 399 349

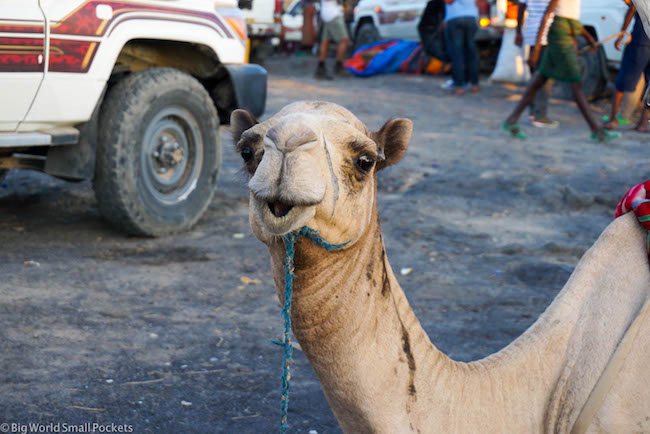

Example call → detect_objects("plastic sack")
489 27 531 83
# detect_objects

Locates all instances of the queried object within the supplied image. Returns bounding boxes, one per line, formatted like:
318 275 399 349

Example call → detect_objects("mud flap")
223 63 267 119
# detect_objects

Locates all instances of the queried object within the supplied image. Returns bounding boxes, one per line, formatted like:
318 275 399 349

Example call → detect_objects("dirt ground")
1 55 649 434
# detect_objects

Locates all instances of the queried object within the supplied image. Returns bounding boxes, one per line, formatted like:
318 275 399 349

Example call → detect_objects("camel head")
231 101 413 246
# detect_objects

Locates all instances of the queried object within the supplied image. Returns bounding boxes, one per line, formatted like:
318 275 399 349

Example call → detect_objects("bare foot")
634 124 648 133
603 119 618 130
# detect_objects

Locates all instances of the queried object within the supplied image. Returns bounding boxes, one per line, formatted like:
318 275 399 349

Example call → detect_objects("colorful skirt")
538 17 584 83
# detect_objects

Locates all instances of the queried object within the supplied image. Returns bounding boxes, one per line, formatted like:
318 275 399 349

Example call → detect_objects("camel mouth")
251 195 316 236
267 200 294 218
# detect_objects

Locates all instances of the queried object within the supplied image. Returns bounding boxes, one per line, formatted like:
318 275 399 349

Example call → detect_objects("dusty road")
1 56 649 433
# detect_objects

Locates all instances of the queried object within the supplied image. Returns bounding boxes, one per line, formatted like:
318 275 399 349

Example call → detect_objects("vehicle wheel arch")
111 39 236 122
354 16 376 40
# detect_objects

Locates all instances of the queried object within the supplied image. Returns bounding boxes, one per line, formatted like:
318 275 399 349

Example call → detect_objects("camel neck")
267 215 450 432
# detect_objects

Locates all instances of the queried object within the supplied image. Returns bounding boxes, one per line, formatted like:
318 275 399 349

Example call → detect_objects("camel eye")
356 154 375 173
241 147 253 162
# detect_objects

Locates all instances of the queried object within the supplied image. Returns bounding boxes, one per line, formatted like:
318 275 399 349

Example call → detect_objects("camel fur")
231 101 650 433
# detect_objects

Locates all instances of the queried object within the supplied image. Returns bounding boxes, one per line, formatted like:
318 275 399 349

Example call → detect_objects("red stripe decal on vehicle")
1 1 234 74
49 39 98 73
0 23 45 34
0 37 44 72
51 1 233 38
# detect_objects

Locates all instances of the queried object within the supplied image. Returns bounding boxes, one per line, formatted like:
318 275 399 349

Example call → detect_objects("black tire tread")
354 22 380 52
93 67 220 237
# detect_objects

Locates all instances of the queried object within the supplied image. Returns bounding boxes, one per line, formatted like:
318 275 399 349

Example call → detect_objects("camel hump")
545 213 650 431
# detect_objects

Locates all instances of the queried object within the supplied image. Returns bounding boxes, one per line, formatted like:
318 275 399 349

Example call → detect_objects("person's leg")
635 106 649 132
526 45 539 117
637 66 650 132
570 81 619 141
327 16 350 75
619 76 645 121
319 38 330 62
531 46 557 126
336 38 350 62
315 37 333 79
501 72 547 140
446 19 465 89
464 17 480 88
504 72 549 133
608 42 645 127
604 90 625 129
570 82 600 132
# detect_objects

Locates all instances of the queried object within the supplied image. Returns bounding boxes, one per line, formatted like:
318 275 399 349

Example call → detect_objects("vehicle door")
0 1 46 131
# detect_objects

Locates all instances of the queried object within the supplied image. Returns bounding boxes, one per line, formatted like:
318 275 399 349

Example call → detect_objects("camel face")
231 101 413 245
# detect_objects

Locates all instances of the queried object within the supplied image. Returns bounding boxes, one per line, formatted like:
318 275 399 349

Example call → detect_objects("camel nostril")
268 201 294 218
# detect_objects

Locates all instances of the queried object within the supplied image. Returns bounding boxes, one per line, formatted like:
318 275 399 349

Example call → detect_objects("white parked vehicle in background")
0 0 267 236
240 0 283 62
352 0 513 49
352 0 425 50
575 0 629 98
282 0 307 43
582 0 629 66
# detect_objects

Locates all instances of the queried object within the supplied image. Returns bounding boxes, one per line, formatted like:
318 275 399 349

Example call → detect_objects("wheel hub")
153 134 185 173
140 106 204 205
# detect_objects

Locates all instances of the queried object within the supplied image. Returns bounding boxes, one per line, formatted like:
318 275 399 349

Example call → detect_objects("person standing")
418 0 449 62
443 0 480 94
604 2 650 132
515 0 559 127
314 0 351 80
502 0 620 142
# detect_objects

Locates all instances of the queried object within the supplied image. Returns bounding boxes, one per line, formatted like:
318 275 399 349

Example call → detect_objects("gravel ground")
0 55 648 433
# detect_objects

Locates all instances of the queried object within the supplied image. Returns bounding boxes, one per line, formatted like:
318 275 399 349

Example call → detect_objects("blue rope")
279 226 348 433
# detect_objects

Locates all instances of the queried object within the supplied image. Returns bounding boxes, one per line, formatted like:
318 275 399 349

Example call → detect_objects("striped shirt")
521 0 554 46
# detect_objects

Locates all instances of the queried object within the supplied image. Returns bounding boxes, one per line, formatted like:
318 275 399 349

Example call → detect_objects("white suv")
351 0 503 51
0 0 267 236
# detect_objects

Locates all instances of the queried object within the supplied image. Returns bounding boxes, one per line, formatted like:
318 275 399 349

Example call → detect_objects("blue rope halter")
278 226 348 433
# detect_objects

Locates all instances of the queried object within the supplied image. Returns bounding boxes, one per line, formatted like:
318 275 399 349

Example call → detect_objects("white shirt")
555 0 581 20
521 0 554 46
321 0 343 22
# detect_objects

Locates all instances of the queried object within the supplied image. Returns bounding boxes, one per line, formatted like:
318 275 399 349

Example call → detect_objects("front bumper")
223 63 267 119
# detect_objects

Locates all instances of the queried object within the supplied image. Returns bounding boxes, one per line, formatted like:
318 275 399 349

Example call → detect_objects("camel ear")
372 118 412 170
231 109 259 144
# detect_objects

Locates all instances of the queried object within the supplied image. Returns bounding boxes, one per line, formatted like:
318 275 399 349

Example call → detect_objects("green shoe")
602 114 631 126
591 129 621 143
502 121 528 140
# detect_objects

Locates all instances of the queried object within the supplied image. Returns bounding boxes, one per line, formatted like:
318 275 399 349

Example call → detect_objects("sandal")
602 114 631 127
591 129 621 143
502 121 528 140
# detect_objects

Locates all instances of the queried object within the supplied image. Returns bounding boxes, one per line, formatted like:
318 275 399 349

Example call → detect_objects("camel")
231 101 650 433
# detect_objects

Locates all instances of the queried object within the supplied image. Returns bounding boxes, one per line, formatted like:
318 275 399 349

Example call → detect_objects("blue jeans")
445 17 479 87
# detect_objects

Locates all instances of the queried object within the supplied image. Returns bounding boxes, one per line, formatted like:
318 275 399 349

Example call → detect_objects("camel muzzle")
268 200 294 218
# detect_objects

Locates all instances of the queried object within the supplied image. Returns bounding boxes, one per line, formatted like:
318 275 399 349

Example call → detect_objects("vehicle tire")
353 22 380 52
557 36 609 101
93 67 221 237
